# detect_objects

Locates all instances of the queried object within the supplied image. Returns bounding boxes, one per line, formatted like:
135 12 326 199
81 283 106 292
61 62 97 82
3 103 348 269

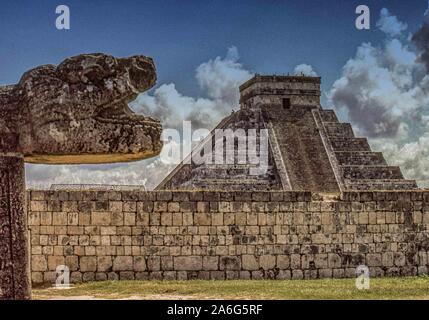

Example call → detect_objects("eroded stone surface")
0 156 29 300
0 53 162 300
0 53 162 163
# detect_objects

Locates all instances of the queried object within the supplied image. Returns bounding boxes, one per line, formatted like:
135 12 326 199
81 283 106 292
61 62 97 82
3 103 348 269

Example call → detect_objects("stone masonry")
28 190 429 284
157 75 417 191
0 52 162 299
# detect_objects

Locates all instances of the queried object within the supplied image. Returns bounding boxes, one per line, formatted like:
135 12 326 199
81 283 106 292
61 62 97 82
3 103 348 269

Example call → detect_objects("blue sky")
3 0 429 188
0 0 427 97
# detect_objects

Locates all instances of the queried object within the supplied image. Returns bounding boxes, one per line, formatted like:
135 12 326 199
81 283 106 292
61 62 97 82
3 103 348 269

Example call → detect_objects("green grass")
33 276 429 300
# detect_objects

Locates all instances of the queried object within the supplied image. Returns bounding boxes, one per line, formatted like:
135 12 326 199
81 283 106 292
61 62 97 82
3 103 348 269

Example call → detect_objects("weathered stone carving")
0 53 162 163
0 53 162 299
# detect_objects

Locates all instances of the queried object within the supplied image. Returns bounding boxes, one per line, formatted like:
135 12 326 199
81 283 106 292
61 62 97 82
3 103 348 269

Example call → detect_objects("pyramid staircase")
318 110 417 190
156 109 282 191
156 74 417 192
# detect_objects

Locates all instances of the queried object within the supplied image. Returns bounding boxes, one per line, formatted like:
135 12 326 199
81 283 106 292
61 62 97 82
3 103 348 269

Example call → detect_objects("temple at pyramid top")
156 75 417 192
239 74 322 108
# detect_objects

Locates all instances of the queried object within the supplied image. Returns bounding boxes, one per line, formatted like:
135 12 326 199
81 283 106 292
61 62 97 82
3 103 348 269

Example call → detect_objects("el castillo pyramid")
156 75 417 192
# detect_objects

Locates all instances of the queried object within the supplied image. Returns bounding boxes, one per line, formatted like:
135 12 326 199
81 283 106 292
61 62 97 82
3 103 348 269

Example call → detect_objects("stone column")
0 156 31 300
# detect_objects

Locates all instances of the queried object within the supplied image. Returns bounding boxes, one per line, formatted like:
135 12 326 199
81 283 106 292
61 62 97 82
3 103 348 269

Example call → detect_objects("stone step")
323 123 355 138
319 109 339 122
192 178 274 185
341 165 404 180
191 149 265 161
329 138 371 151
191 178 277 191
210 142 263 147
334 151 386 166
194 164 262 169
193 152 264 159
191 171 277 180
345 179 418 190
192 167 273 176
221 149 264 154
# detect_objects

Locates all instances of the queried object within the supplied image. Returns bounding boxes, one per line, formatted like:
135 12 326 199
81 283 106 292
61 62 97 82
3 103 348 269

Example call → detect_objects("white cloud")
196 46 251 104
328 37 426 137
26 7 429 189
130 46 253 132
329 8 429 186
26 159 176 191
371 129 429 187
376 8 408 37
294 64 318 76
413 3 429 71
26 47 253 189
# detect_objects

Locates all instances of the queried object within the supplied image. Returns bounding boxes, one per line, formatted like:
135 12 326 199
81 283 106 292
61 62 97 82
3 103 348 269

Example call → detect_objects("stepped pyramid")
156 75 417 192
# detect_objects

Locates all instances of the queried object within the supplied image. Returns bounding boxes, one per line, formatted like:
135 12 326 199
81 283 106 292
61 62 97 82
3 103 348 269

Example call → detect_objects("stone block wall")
27 190 429 284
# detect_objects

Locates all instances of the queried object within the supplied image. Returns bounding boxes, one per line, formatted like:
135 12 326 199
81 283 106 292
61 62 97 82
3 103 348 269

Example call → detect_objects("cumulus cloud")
294 64 318 76
328 7 429 138
329 7 429 186
376 8 408 37
26 7 429 189
26 47 253 189
196 46 251 106
130 83 219 131
376 131 429 187
412 2 429 72
130 46 253 131
25 158 176 191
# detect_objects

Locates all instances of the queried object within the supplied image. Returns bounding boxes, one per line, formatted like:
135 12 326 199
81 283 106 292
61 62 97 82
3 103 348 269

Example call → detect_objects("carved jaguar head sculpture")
0 53 162 164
